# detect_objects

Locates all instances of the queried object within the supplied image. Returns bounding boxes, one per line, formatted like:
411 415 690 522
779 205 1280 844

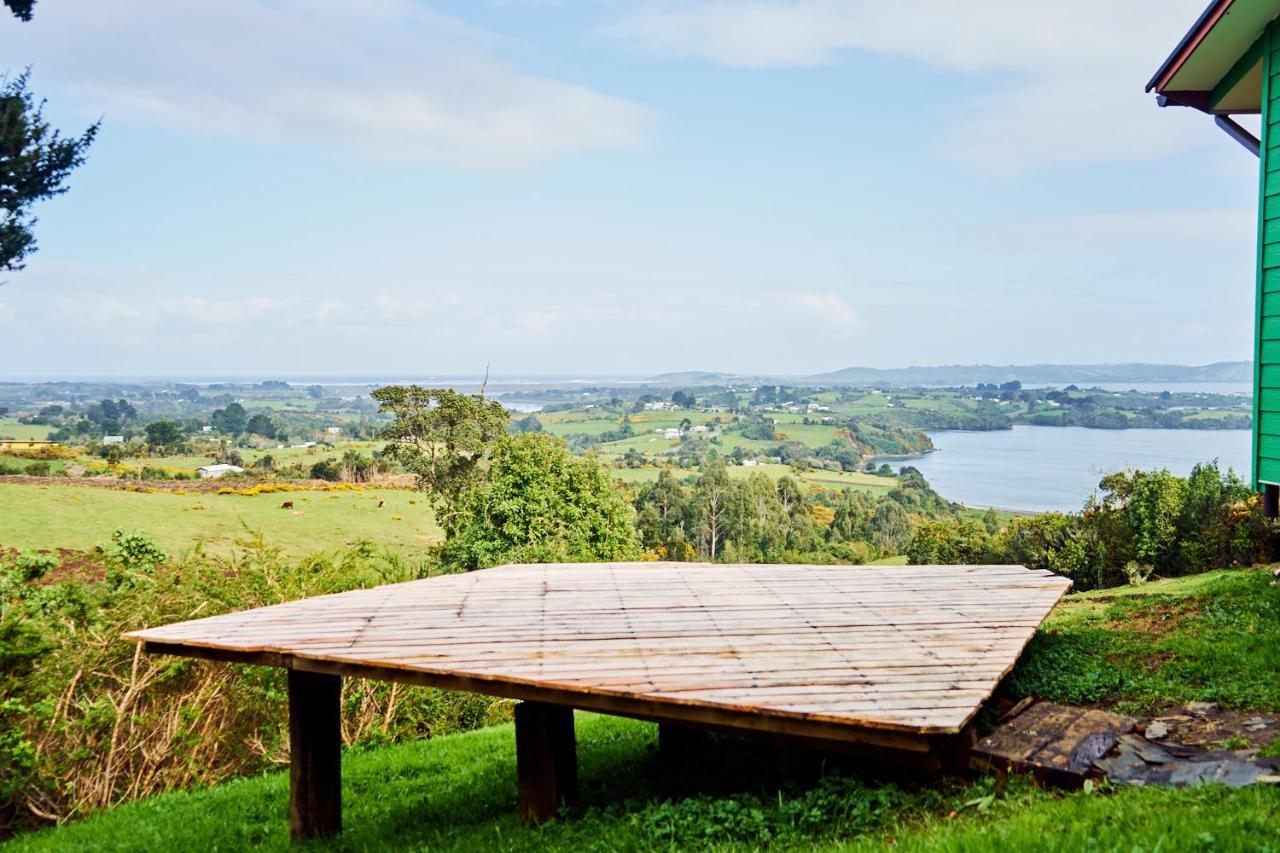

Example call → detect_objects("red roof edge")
1146 0 1235 95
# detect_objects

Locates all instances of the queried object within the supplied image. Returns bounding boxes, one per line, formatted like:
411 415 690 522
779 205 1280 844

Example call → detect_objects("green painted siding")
1257 23 1280 486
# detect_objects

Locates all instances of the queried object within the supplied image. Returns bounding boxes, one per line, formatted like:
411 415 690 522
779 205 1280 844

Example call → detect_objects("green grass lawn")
4 569 1279 850
1009 568 1280 714
7 712 1276 852
0 418 52 441
0 482 441 557
0 454 68 474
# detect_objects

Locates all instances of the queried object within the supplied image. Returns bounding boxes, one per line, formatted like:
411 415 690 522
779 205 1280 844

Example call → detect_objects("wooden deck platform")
126 562 1070 837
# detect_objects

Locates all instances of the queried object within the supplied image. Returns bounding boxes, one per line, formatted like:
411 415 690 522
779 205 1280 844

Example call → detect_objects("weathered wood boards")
970 702 1138 787
126 563 1070 736
125 562 1070 837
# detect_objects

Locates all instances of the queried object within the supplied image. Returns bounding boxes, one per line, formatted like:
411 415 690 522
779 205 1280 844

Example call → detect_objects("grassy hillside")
1010 568 1280 714
0 482 441 557
6 568 1278 851
7 715 1275 852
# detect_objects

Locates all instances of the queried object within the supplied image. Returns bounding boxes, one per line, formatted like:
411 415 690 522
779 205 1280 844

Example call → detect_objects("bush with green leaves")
441 433 641 569
907 461 1276 589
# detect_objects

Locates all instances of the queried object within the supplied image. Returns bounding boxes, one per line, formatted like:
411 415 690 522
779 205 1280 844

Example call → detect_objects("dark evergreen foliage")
1 70 98 272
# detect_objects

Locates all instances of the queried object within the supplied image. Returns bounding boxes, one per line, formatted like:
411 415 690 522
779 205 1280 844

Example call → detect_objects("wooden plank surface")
125 563 1070 737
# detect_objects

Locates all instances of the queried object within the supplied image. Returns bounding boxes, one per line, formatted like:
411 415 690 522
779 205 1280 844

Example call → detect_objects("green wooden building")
1149 0 1280 514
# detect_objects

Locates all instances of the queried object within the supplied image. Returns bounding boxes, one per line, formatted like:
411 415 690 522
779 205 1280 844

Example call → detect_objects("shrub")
908 461 1277 590
441 433 641 569
0 542 501 833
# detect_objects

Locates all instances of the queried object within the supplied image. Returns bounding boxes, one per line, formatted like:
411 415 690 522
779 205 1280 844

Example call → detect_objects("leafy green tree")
245 413 277 439
372 386 509 535
691 460 733 560
442 433 639 569
510 414 543 434
996 513 1107 589
340 449 374 483
869 500 913 554
210 403 248 435
1127 469 1188 573
906 519 993 565
309 459 340 481
981 507 1003 536
723 472 787 562
635 469 693 558
143 420 184 451
1 71 98 272
1178 462 1252 573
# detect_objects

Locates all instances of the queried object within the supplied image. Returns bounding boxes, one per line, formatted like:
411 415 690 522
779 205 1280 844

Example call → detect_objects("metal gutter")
1214 114 1262 154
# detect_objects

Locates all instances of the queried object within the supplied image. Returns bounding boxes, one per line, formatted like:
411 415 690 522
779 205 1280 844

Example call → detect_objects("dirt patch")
1141 704 1280 751
1108 600 1201 636
36 549 107 585
1 546 108 585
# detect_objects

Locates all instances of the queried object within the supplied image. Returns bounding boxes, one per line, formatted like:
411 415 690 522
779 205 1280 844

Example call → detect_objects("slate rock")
1094 735 1280 788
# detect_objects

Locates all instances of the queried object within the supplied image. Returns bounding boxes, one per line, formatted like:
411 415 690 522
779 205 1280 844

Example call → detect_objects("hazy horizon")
0 359 1255 386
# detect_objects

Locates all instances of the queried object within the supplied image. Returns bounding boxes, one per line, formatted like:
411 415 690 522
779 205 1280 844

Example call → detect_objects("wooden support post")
288 669 342 839
938 722 981 776
658 722 709 760
1265 484 1279 519
514 702 577 822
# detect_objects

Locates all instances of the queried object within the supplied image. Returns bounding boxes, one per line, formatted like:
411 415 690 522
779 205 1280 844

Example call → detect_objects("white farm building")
196 464 245 479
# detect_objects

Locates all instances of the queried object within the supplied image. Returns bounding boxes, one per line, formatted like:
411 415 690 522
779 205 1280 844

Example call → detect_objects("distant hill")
645 362 1252 387
807 362 1252 386
645 371 743 384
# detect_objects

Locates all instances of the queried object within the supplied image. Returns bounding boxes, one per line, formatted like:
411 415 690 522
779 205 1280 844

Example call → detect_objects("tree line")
373 386 963 571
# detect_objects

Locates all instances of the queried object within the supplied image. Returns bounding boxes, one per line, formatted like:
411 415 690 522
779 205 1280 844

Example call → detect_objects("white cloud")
5 0 648 169
604 0 1214 172
792 292 859 332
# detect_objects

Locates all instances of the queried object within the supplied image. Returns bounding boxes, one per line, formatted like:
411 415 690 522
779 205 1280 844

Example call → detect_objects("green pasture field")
0 482 440 557
1181 409 1250 422
772 422 840 448
65 440 384 477
0 454 68 473
0 419 52 441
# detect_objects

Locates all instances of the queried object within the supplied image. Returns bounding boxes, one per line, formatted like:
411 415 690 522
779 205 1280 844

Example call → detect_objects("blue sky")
0 0 1261 377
